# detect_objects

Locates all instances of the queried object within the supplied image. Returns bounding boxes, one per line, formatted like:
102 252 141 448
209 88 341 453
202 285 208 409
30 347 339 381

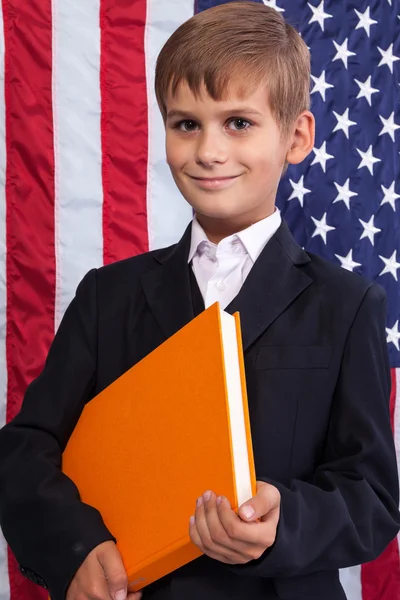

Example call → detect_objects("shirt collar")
236 208 282 262
188 216 209 263
188 208 282 264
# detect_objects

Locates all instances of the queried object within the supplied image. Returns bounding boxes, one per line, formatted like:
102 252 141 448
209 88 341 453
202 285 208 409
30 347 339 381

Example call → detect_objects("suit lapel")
141 223 195 341
225 221 312 350
142 219 313 351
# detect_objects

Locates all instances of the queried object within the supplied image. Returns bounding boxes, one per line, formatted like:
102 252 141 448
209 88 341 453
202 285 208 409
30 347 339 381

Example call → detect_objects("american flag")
0 1 398 600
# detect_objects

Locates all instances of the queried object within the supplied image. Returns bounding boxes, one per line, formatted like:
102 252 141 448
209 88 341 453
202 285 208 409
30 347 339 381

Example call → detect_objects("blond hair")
155 1 311 138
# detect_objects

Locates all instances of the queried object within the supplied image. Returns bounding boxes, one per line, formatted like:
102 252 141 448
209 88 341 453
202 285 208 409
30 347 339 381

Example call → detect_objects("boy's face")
164 79 313 240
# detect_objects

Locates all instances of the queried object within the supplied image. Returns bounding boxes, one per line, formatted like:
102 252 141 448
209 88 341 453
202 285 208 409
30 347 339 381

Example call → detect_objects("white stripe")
395 368 400 548
52 0 103 330
339 565 362 600
0 2 10 597
145 0 194 250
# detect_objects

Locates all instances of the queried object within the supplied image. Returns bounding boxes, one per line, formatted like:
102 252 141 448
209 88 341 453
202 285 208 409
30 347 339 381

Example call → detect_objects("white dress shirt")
188 209 282 310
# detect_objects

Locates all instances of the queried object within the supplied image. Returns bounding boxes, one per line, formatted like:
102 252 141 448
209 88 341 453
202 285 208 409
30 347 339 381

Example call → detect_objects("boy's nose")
195 131 228 165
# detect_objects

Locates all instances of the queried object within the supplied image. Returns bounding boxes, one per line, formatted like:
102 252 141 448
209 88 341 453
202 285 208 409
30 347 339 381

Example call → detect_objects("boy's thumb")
239 482 280 522
97 542 128 600
239 503 257 521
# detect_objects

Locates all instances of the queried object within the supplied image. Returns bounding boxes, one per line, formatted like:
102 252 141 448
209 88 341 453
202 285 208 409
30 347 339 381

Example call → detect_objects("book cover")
62 302 256 591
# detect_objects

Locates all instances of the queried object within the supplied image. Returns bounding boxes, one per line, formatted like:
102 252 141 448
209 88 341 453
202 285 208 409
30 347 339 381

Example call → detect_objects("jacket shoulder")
304 251 386 303
95 244 176 286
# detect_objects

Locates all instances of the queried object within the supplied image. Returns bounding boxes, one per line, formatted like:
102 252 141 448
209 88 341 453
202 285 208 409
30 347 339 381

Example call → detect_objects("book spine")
233 311 257 497
126 539 202 592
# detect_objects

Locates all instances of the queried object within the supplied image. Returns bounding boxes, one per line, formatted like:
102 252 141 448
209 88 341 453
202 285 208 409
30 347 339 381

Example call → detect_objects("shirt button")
216 280 226 291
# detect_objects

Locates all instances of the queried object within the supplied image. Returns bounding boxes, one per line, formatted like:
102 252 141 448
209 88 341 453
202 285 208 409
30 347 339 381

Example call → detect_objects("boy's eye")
177 120 197 132
228 118 252 131
173 118 253 132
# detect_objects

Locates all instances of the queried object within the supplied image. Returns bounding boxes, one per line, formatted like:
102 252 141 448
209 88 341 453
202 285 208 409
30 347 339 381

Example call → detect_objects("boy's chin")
188 200 245 221
192 208 243 221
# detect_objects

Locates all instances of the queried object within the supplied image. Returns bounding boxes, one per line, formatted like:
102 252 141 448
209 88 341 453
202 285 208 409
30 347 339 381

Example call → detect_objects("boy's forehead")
166 78 270 114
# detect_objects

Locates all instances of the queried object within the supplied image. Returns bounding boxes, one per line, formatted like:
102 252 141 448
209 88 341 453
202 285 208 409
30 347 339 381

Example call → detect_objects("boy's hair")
155 1 311 139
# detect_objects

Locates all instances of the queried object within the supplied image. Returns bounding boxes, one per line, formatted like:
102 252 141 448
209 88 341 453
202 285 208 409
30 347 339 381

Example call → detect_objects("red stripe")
100 0 149 265
361 369 400 600
3 0 55 598
389 369 397 433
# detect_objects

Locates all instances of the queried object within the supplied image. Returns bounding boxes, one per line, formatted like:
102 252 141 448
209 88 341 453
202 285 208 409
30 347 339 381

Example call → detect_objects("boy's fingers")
96 541 128 600
127 593 142 599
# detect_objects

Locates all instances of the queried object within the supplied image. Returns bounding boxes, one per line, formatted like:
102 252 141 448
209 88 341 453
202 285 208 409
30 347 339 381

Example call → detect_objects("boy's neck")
195 209 276 244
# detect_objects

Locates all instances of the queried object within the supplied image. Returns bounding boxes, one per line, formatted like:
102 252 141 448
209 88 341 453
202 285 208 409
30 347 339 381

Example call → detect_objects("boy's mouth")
189 175 241 189
191 175 240 180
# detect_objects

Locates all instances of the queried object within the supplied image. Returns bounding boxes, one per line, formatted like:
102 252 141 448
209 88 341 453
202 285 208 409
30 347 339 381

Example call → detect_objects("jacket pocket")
255 346 331 370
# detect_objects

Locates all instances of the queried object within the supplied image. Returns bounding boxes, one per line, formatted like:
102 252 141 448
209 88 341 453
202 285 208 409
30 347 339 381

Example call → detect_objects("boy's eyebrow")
166 107 264 119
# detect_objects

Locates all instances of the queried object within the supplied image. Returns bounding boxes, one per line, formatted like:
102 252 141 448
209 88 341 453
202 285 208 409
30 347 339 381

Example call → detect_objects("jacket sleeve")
0 269 115 600
230 283 400 578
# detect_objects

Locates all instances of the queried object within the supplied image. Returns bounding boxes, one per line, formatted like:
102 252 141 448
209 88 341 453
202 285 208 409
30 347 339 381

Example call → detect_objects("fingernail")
115 590 127 600
203 490 211 502
189 515 195 526
216 496 222 505
241 506 255 519
196 496 203 507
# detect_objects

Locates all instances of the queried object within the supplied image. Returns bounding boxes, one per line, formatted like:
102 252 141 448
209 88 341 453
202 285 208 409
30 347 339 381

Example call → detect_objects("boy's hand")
66 540 142 600
189 481 280 565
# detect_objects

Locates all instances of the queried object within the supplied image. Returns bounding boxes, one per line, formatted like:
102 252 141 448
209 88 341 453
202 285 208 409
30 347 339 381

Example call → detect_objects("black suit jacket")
0 220 399 600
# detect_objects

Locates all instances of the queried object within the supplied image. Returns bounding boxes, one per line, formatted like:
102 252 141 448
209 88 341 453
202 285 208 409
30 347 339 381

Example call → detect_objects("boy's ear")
285 111 315 165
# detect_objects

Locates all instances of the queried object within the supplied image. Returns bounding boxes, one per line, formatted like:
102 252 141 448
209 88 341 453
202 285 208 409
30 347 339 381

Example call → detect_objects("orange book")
62 302 256 592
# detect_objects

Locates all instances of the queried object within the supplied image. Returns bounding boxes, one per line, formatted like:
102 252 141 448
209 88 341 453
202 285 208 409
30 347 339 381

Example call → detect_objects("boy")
0 3 399 600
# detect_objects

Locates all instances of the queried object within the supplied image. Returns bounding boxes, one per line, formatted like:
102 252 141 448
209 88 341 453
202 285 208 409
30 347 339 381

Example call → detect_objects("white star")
381 182 400 211
332 38 356 69
356 145 381 175
311 141 335 172
333 108 357 139
379 250 400 281
359 215 381 246
288 175 311 207
311 213 335 245
354 7 378 37
386 321 400 351
387 0 392 5
335 250 362 272
355 75 379 106
308 1 333 31
311 70 334 101
262 0 285 12
379 112 400 142
378 44 400 74
333 179 358 210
